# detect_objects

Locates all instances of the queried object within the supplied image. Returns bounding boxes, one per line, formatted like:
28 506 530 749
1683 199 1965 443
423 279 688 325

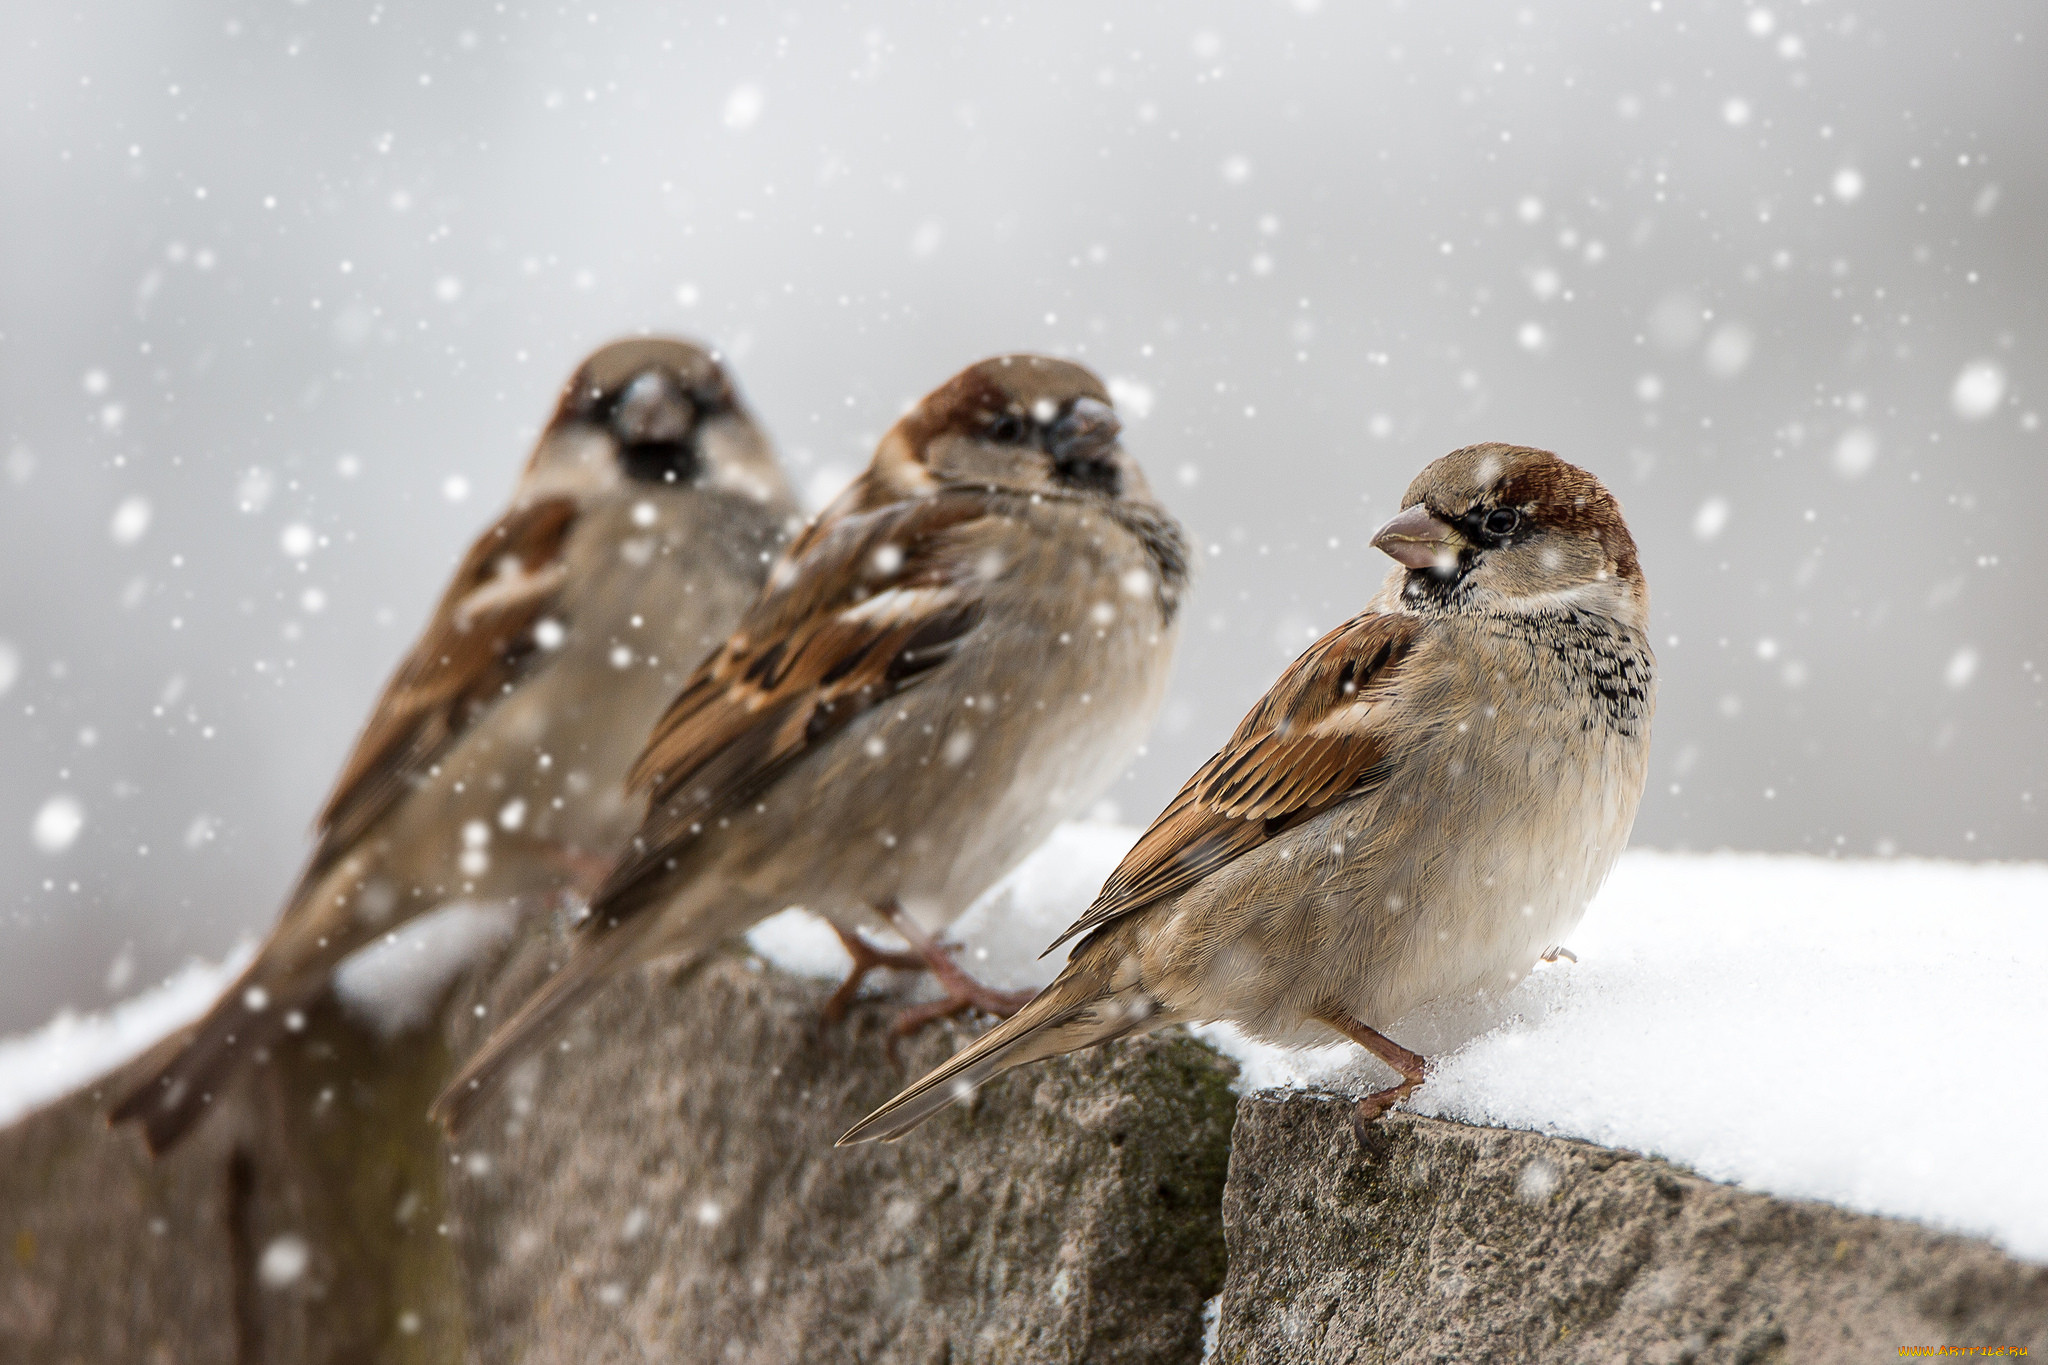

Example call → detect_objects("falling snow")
108 496 152 546
31 797 85 855
0 4 2040 1270
722 84 764 131
1951 361 2008 421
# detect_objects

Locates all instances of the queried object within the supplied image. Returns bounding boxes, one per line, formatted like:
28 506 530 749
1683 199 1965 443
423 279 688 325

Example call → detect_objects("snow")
1395 852 2048 1262
0 900 516 1126
1951 360 2008 420
0 945 250 1129
744 821 1140 991
6 825 2042 1265
331 901 518 1038
759 828 2048 1262
31 795 85 854
258 1234 310 1288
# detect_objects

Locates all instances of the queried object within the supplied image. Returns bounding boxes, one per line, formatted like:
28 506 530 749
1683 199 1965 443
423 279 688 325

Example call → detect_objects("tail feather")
839 960 1145 1145
108 968 308 1154
430 924 641 1136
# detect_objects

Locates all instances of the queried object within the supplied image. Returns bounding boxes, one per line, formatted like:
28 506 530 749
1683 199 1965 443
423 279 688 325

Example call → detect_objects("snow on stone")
743 905 856 981
332 901 517 1038
6 826 2041 1263
744 821 1139 992
1403 852 2048 1261
765 826 2048 1261
945 821 1141 989
1217 850 2048 1264
0 900 517 1124
0 945 250 1128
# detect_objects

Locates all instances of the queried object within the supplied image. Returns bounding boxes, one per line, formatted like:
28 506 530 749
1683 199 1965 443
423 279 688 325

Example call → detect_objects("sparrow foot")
820 924 942 1026
1349 1074 1427 1148
1321 1013 1428 1151
1540 946 1578 964
887 979 1037 1051
873 899 1035 1057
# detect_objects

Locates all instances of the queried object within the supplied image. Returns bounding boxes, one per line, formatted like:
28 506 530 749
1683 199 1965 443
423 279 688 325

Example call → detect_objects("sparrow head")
1371 443 1645 622
872 355 1155 505
531 337 786 502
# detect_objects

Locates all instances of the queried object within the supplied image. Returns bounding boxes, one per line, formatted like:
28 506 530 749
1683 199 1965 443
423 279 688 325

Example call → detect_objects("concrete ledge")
1215 1092 2048 1364
442 953 1238 1363
5 959 2046 1364
0 952 1237 1364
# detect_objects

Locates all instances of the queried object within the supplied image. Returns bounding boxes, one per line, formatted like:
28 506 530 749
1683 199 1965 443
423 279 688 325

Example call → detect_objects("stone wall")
2 953 2042 1363
2 950 1236 1365
1217 1094 2048 1364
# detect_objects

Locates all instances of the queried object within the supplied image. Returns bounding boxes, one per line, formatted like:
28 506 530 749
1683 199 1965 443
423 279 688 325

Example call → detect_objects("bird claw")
886 980 1034 1059
819 926 936 1028
1349 1076 1422 1151
888 978 1032 1039
845 899 1032 1059
1320 1012 1428 1153
1540 946 1578 964
1350 1101 1381 1152
818 903 1034 1056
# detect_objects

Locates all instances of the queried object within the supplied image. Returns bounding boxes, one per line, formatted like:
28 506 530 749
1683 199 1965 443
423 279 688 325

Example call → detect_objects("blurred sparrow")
111 338 798 1153
432 355 1188 1135
842 443 1654 1145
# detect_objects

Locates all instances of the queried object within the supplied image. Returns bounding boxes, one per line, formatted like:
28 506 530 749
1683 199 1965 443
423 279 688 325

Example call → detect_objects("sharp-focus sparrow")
842 443 1654 1145
112 338 798 1153
431 355 1189 1135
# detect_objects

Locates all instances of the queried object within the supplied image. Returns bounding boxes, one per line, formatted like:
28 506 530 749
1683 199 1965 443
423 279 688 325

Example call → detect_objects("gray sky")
2 0 2042 1033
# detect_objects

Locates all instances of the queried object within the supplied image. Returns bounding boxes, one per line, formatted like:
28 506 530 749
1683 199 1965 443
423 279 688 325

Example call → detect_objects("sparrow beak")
1371 504 1464 572
610 370 698 447
1047 397 1122 468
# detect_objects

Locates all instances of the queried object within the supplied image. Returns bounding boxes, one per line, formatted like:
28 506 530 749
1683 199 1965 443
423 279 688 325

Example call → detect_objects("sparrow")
430 354 1189 1135
841 443 1655 1145
111 337 798 1154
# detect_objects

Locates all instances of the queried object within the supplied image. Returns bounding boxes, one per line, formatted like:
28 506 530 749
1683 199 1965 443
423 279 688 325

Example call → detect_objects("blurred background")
2 0 2040 1034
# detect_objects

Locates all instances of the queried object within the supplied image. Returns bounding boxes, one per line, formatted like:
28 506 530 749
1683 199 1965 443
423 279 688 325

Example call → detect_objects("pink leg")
1320 1013 1429 1144
820 923 935 1026
875 901 1034 1046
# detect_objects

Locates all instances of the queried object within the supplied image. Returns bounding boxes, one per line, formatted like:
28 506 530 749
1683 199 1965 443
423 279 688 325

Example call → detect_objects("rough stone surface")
1216 1092 2048 1364
0 948 1237 1365
0 995 472 1365
0 1082 242 1364
8 963 2048 1364
443 951 1238 1364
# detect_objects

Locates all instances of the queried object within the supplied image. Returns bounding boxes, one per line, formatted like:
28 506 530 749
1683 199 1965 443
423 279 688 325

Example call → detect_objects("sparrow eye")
987 412 1027 444
1482 508 1522 539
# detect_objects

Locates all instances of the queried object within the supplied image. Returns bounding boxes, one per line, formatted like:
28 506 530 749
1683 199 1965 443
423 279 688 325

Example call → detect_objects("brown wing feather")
313 496 579 865
1046 610 1424 952
593 489 997 918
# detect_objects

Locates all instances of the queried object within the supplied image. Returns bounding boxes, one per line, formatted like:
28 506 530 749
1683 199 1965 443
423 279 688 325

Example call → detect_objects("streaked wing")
1046 610 1424 952
594 488 999 915
313 495 580 866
